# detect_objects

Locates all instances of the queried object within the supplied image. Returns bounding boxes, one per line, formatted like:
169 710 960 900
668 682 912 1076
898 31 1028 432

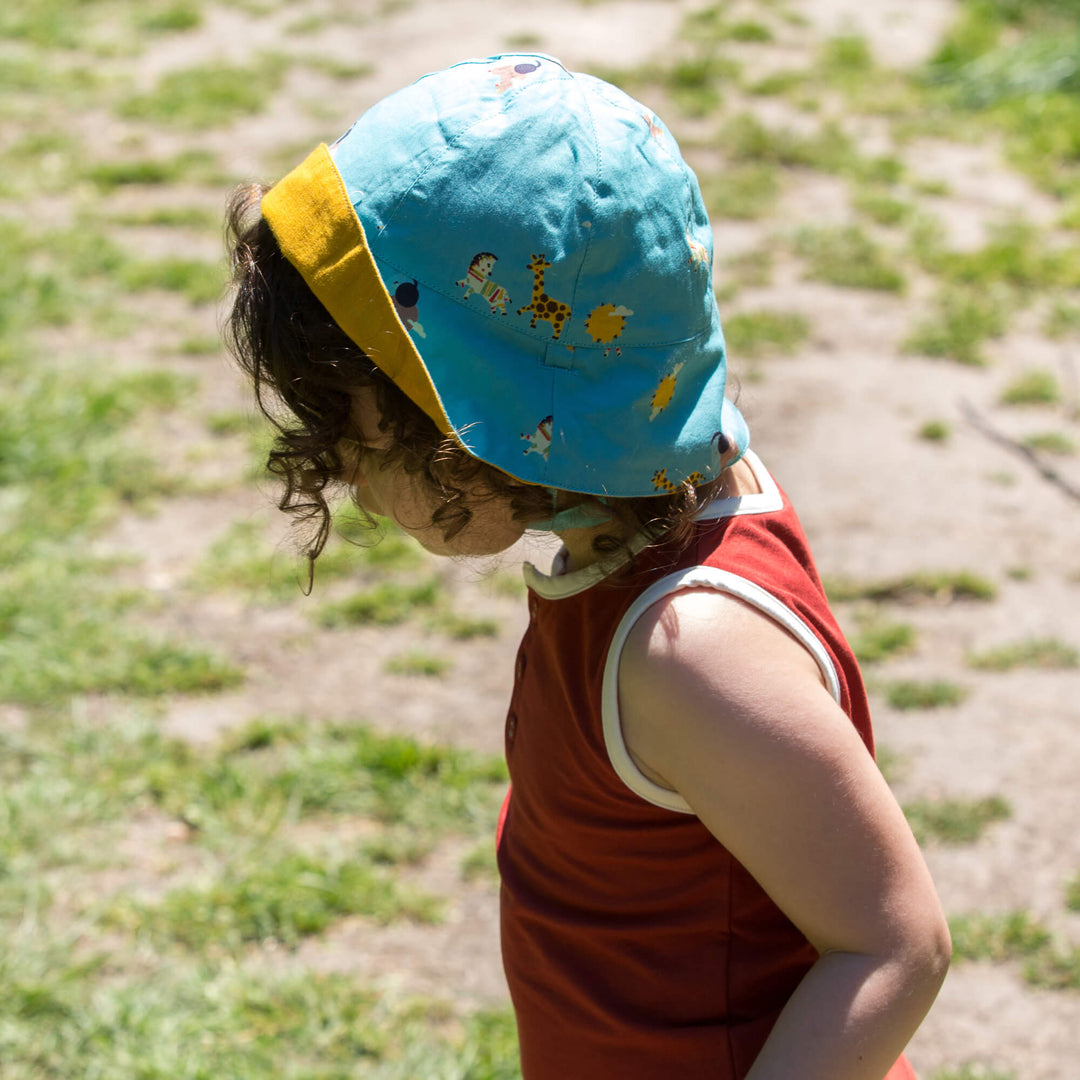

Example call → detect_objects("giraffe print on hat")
518 254 572 340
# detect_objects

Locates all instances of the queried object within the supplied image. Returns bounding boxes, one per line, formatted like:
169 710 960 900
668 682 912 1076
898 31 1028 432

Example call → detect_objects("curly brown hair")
223 182 734 579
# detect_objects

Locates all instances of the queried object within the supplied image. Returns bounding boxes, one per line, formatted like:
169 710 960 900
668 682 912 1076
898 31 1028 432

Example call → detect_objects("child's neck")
556 457 761 574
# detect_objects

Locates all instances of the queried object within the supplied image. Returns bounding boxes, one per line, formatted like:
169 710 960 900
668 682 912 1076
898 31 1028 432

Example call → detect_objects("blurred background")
2 0 1079 1076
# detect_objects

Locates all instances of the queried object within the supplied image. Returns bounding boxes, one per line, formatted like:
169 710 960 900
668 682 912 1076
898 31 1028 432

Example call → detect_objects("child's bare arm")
619 588 951 1080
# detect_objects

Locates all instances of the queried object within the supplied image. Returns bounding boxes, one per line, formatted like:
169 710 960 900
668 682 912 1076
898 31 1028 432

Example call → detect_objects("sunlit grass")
700 162 782 220
794 224 906 292
385 651 452 677
317 580 442 628
849 618 917 664
723 309 811 357
106 850 442 949
903 287 1008 366
999 369 1062 406
825 570 997 603
86 149 224 191
967 637 1079 671
903 794 1011 844
917 419 952 442
882 679 969 710
117 56 287 128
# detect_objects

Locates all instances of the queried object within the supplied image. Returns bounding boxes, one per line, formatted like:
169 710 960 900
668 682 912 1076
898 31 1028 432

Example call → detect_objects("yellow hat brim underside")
260 144 452 436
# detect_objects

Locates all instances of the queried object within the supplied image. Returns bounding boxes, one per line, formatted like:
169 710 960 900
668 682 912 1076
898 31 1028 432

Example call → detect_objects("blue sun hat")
262 53 748 499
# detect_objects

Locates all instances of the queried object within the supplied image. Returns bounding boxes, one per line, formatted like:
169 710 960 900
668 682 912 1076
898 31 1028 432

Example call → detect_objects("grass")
384 651 452 677
825 570 997 604
701 162 782 220
882 679 969 710
86 149 223 191
1067 872 1080 911
119 257 225 305
999 369 1062 405
794 224 906 292
0 955 522 1079
852 186 913 227
722 309 811 357
719 246 775 290
106 850 442 949
191 518 392 601
903 794 1011 844
1023 430 1076 454
720 113 854 172
136 2 203 33
918 419 952 442
433 613 500 640
317 580 442 628
967 637 1079 671
913 218 1080 292
949 910 1051 962
931 1066 1017 1080
849 619 916 664
1044 300 1080 338
117 56 287 128
903 287 1008 366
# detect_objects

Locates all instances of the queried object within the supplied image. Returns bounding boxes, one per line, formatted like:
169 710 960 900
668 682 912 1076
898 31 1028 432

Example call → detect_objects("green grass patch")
119 256 225 305
192 519 390 601
723 309 811 358
86 149 222 190
1044 300 1080 338
384 651 452 677
1022 430 1076 454
916 219 1080 291
1066 872 1080 911
720 247 775 290
117 56 287 128
433 613 500 640
967 637 1079 670
949 909 1051 962
882 679 969 710
701 163 782 220
825 570 997 603
720 113 854 172
317 580 441 627
298 55 375 81
794 224 906 292
136 1 203 33
918 419 952 442
0 557 243 705
999 369 1062 405
0 953 521 1079
849 619 917 664
931 1066 1017 1080
852 186 913 227
462 840 500 882
107 205 220 230
902 287 1007 366
149 716 508 836
107 850 441 949
903 794 1011 844
746 70 809 97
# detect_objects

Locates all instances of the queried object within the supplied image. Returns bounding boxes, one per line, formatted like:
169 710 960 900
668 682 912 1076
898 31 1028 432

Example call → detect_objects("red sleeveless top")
497 456 915 1079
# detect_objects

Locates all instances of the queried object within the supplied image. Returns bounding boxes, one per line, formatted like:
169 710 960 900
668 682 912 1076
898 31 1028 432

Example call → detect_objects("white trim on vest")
600 567 843 813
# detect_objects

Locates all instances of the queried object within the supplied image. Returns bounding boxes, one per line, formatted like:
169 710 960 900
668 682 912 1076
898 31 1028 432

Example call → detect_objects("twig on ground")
959 398 1080 506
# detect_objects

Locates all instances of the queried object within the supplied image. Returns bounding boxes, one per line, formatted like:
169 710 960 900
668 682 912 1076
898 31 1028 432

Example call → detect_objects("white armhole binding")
601 567 843 814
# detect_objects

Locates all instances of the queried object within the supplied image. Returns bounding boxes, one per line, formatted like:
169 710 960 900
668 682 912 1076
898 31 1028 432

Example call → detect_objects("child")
225 54 949 1080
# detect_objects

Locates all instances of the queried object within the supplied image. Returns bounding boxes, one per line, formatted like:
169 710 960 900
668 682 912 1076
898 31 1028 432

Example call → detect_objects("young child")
225 54 949 1080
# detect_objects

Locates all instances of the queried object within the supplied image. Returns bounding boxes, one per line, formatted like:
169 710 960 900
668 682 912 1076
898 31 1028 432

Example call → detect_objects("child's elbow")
903 909 952 999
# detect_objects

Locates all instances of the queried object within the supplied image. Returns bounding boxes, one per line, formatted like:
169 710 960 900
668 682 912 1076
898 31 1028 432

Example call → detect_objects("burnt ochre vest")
497 452 917 1080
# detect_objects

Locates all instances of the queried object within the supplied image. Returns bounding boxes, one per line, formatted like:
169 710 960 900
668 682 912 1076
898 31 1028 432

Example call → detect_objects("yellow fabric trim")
260 144 452 435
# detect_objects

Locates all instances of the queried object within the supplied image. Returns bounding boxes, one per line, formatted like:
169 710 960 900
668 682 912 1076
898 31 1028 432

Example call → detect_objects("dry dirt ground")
92 0 1079 1076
